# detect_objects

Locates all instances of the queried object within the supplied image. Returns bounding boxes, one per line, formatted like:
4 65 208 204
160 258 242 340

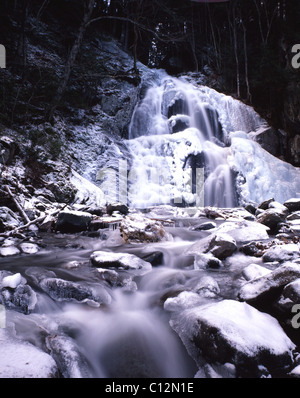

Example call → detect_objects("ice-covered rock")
46 334 92 378
40 277 111 307
1 273 23 288
90 250 152 272
0 329 58 378
237 262 300 303
164 291 205 312
170 299 295 377
275 279 300 312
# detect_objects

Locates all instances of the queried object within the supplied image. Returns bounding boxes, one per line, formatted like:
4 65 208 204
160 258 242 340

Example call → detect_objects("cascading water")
125 72 265 209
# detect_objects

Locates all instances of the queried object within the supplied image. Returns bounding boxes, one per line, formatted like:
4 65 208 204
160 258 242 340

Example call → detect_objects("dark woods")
0 0 299 161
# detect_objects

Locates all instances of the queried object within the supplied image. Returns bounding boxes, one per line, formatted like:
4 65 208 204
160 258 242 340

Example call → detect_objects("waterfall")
123 73 300 208
125 73 262 209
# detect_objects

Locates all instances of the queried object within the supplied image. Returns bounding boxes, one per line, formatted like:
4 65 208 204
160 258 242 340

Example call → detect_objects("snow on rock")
19 242 39 255
242 264 271 281
1 273 23 289
0 328 58 378
55 209 93 233
275 279 300 312
262 244 299 263
90 250 152 272
120 213 167 243
237 262 300 303
0 246 20 257
214 220 270 243
283 198 300 212
187 231 236 261
170 299 295 377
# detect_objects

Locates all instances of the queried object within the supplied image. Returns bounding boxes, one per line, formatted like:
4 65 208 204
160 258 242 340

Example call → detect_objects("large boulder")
55 209 93 233
284 198 300 212
170 299 295 377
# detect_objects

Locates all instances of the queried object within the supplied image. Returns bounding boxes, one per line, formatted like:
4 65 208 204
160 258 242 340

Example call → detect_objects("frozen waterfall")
122 72 300 208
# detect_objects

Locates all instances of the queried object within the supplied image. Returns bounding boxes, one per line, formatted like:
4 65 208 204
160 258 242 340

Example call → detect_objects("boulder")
187 232 236 261
194 253 222 269
275 279 300 312
237 262 300 303
19 242 39 255
208 233 237 260
257 208 287 233
90 251 152 272
0 246 20 257
55 209 93 233
170 299 295 377
262 244 299 263
283 198 300 212
214 220 270 243
120 214 166 243
106 203 129 216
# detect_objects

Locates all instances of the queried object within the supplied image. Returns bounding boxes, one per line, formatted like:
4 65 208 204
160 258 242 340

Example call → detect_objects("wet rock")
192 276 220 298
283 198 300 212
141 251 164 266
208 233 237 260
106 203 128 216
170 299 295 377
239 240 273 257
237 262 300 303
0 329 59 378
262 244 299 263
120 214 166 243
192 221 216 231
258 198 275 210
90 250 152 272
257 208 287 233
187 232 236 261
194 253 222 269
287 212 300 221
55 209 93 233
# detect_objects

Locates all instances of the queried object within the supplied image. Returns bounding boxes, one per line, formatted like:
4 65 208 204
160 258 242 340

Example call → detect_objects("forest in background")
0 0 299 164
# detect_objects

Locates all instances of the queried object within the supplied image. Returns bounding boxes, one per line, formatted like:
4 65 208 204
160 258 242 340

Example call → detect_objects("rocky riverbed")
0 191 300 378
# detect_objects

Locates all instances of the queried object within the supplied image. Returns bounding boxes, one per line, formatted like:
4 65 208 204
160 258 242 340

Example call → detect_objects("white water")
125 73 300 208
